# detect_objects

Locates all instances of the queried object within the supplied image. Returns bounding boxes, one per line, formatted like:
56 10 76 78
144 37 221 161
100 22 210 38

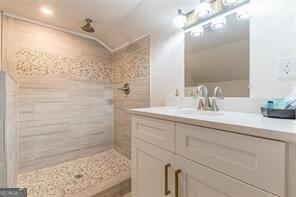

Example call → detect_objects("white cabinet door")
132 138 174 197
174 155 277 197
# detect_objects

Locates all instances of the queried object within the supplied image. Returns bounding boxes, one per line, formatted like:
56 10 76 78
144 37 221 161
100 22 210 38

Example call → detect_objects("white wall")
150 24 184 106
250 0 296 98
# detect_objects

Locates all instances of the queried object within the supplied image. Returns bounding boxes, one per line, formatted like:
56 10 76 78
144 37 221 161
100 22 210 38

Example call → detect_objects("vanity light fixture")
195 2 212 18
40 7 53 15
191 25 204 37
173 9 187 28
211 16 226 29
174 0 250 33
222 0 239 5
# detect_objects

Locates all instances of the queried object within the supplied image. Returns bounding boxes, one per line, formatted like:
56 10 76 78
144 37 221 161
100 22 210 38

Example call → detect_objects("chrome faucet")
211 87 224 111
196 85 223 111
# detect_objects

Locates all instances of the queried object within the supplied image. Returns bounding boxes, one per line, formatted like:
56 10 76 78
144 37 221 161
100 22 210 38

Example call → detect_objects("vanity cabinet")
132 115 287 197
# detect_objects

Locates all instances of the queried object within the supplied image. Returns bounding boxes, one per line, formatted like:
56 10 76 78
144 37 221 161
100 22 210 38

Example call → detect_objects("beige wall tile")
0 72 18 187
5 74 18 187
2 16 151 172
112 37 150 158
2 16 113 173
0 72 5 187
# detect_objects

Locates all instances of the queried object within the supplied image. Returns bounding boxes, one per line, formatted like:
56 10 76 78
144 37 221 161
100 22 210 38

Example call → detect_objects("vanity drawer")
175 123 286 196
132 116 174 151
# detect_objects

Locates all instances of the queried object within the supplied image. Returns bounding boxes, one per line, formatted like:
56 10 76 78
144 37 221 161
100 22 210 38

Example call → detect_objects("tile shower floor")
17 150 131 197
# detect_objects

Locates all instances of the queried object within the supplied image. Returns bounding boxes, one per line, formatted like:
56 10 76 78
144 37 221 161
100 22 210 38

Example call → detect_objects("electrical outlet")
278 55 296 79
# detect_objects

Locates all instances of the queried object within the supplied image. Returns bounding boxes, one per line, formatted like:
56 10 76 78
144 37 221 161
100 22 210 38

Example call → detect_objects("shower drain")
74 174 84 179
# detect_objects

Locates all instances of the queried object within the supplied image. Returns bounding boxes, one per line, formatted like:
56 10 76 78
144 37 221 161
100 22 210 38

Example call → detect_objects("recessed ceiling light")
40 7 53 15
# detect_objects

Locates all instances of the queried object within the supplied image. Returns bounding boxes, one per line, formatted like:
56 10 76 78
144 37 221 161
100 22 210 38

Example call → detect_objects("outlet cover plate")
278 55 296 79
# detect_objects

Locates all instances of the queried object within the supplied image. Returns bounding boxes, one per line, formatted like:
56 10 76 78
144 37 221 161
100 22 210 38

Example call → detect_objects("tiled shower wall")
1 15 150 173
112 36 150 158
0 72 18 187
2 16 113 173
4 73 18 187
0 74 4 187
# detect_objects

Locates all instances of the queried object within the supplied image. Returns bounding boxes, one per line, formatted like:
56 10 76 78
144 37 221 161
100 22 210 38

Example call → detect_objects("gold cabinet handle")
164 164 171 195
175 169 182 197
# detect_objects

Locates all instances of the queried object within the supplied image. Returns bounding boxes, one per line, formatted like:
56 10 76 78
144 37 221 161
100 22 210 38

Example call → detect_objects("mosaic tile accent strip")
112 49 149 82
16 48 112 81
17 150 131 197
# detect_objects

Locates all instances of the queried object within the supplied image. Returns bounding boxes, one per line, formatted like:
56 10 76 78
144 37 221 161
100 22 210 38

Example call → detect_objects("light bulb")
40 7 53 15
211 16 226 29
191 26 204 37
237 9 252 20
173 15 187 28
195 2 212 18
223 0 239 5
173 10 187 28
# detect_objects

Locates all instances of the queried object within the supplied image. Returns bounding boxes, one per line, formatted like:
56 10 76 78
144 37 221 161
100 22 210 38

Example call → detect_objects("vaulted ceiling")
0 0 198 51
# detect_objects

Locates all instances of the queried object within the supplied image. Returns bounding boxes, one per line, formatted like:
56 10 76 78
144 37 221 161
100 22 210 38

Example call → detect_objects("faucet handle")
213 87 223 98
197 85 208 97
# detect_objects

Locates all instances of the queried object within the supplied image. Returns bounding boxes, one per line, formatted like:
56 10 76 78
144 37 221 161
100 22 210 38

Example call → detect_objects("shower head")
81 18 95 33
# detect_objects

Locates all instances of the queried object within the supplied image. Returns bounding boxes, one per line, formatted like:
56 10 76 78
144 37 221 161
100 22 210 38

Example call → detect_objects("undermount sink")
168 108 224 116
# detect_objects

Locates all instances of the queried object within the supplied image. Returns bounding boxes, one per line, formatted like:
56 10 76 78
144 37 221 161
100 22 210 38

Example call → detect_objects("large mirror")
185 13 249 97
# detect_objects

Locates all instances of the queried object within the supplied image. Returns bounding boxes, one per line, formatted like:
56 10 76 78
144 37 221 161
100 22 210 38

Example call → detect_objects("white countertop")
129 107 296 143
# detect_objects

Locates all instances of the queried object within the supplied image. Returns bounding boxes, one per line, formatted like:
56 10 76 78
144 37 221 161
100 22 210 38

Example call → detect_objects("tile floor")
17 150 131 197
